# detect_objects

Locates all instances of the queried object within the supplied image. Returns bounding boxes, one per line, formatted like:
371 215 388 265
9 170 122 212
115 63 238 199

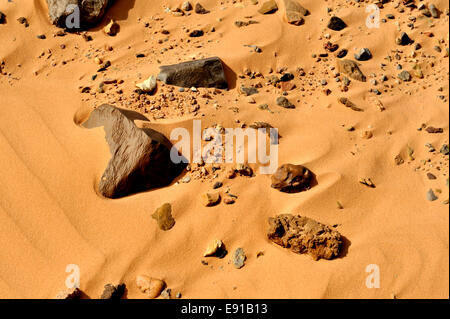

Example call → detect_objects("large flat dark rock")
157 57 228 89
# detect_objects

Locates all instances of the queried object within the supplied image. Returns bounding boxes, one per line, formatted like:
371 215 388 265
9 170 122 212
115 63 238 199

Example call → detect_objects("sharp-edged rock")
100 283 126 299
152 203 176 231
284 0 309 25
157 57 228 89
258 0 278 14
271 164 314 193
267 214 343 260
46 0 109 28
195 3 210 14
327 16 347 31
82 105 185 199
337 59 366 82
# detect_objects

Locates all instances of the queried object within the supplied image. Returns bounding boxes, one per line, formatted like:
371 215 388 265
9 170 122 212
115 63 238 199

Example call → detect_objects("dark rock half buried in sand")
267 214 343 260
157 57 228 89
82 105 185 199
271 164 314 193
46 0 109 28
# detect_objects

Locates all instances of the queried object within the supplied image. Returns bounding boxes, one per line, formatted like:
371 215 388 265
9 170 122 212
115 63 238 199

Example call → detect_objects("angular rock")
354 48 372 61
337 59 366 82
398 70 411 82
204 239 227 257
284 0 308 25
55 287 82 299
427 189 438 201
240 86 259 96
233 248 246 269
338 97 364 112
202 192 221 207
271 164 313 193
429 4 439 18
189 29 204 37
195 3 209 14
101 283 126 299
327 16 347 31
181 1 193 11
136 75 157 94
396 32 412 45
267 214 343 260
152 203 176 231
440 144 449 155
258 0 278 14
46 0 109 28
82 105 185 199
157 57 228 89
104 19 119 36
0 11 5 24
276 96 295 109
136 275 166 299
425 126 443 134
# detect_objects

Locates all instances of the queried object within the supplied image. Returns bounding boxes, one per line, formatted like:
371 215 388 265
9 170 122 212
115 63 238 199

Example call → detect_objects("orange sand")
0 0 448 298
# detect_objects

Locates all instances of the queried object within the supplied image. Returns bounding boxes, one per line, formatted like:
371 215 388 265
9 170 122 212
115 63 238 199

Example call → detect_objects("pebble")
276 96 295 109
233 248 247 269
202 192 221 207
427 189 438 201
136 275 166 299
354 48 372 61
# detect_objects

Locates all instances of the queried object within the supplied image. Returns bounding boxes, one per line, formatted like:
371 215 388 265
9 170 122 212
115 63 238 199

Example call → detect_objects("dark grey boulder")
83 105 185 199
157 57 228 89
46 0 109 28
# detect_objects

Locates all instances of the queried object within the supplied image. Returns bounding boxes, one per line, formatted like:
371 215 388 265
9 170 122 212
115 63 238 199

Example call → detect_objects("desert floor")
0 0 448 299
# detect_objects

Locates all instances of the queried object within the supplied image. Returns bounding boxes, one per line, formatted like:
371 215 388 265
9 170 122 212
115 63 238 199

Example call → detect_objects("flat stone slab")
157 57 228 89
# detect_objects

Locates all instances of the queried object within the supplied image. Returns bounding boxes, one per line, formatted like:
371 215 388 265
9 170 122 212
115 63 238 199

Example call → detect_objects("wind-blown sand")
0 0 448 299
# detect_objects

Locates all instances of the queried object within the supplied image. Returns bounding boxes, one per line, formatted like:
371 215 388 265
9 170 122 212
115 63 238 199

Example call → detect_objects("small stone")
337 59 366 82
398 70 411 82
395 155 404 165
336 49 348 58
359 178 375 188
189 29 204 37
427 189 438 201
202 192 221 207
360 131 373 139
440 144 449 155
152 203 176 231
17 17 29 27
55 287 82 299
427 173 437 180
396 32 412 45
204 239 226 257
181 1 193 11
429 4 439 18
36 34 46 40
276 96 295 109
354 48 372 61
240 86 259 96
284 0 308 25
136 75 157 94
327 16 346 31
136 275 166 299
258 0 278 14
233 248 246 269
0 11 5 24
426 126 443 134
195 3 210 14
100 283 126 299
104 20 119 36
271 164 313 193
338 97 363 112
223 196 235 205
161 288 172 299
213 181 223 189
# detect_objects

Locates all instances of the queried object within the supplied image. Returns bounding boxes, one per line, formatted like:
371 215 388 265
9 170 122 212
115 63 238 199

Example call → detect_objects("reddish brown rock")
267 214 343 260
82 105 185 199
271 164 313 193
284 0 309 25
337 59 366 82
